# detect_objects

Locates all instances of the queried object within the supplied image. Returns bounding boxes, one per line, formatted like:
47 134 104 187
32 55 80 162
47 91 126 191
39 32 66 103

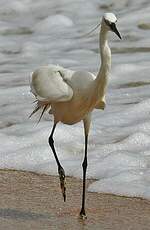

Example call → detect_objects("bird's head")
102 13 122 39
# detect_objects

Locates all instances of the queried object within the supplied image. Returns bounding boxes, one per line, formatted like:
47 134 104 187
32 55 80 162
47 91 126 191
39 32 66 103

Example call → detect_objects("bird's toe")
79 210 87 220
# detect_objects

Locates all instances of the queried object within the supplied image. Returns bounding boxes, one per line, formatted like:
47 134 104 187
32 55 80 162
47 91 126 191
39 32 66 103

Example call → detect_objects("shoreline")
0 169 150 229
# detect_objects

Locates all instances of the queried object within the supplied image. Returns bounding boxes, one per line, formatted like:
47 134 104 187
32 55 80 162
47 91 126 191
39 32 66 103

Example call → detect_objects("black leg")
80 134 88 219
48 123 66 202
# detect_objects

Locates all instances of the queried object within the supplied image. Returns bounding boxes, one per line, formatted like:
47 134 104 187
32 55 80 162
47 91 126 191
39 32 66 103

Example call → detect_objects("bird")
30 12 121 219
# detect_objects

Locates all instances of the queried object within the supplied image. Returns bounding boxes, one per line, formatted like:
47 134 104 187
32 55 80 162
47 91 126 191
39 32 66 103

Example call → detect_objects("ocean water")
0 0 150 199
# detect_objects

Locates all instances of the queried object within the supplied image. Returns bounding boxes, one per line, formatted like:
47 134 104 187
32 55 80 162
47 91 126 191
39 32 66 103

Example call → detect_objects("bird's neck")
94 26 111 100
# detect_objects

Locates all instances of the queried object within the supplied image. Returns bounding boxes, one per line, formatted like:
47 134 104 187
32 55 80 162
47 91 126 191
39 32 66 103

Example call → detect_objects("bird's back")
67 70 96 92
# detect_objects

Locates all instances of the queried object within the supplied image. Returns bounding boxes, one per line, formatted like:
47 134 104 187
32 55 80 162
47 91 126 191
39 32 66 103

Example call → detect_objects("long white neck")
94 25 111 100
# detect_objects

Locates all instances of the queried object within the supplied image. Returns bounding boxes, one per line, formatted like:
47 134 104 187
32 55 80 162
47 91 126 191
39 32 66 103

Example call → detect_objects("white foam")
34 15 74 33
0 0 150 201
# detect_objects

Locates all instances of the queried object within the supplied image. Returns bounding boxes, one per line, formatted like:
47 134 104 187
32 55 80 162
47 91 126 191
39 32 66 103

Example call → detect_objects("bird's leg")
80 134 88 219
48 123 66 202
80 114 91 219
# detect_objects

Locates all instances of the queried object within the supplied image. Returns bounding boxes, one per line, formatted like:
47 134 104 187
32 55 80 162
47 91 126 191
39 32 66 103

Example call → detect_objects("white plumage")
31 65 74 102
30 12 121 219
31 64 106 124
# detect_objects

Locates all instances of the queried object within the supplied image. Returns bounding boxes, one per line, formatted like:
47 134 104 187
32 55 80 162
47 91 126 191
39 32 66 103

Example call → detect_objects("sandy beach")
0 169 149 230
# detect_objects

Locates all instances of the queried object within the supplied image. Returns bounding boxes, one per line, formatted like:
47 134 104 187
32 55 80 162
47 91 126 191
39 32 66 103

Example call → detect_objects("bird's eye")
104 19 111 27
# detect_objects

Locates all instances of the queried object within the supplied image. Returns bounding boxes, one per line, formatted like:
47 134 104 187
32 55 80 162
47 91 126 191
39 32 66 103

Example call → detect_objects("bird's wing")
65 70 96 90
30 65 74 102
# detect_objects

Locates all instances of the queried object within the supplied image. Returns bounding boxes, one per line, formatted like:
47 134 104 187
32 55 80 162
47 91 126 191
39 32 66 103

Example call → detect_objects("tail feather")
29 101 51 123
29 105 40 118
37 104 48 124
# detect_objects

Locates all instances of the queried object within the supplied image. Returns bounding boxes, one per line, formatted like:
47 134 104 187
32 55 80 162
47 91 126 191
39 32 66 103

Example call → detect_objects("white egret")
30 12 121 219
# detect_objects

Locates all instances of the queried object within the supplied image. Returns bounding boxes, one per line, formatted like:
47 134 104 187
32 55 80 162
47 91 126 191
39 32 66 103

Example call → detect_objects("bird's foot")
58 166 66 202
79 209 87 220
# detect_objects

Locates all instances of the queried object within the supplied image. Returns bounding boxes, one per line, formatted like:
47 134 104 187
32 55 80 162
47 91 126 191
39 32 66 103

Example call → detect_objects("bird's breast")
51 92 97 125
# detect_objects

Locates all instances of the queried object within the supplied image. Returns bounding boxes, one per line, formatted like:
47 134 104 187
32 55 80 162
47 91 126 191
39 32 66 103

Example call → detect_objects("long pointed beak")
111 23 122 39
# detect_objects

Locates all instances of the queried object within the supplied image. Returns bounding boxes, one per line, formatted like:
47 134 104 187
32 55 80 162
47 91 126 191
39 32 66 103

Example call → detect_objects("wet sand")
0 169 150 230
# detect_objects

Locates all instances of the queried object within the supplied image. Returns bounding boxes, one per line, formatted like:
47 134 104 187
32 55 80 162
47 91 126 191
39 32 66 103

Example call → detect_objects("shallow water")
0 0 150 199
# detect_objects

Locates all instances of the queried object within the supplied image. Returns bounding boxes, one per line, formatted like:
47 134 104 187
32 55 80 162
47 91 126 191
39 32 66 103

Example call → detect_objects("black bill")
110 23 122 39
